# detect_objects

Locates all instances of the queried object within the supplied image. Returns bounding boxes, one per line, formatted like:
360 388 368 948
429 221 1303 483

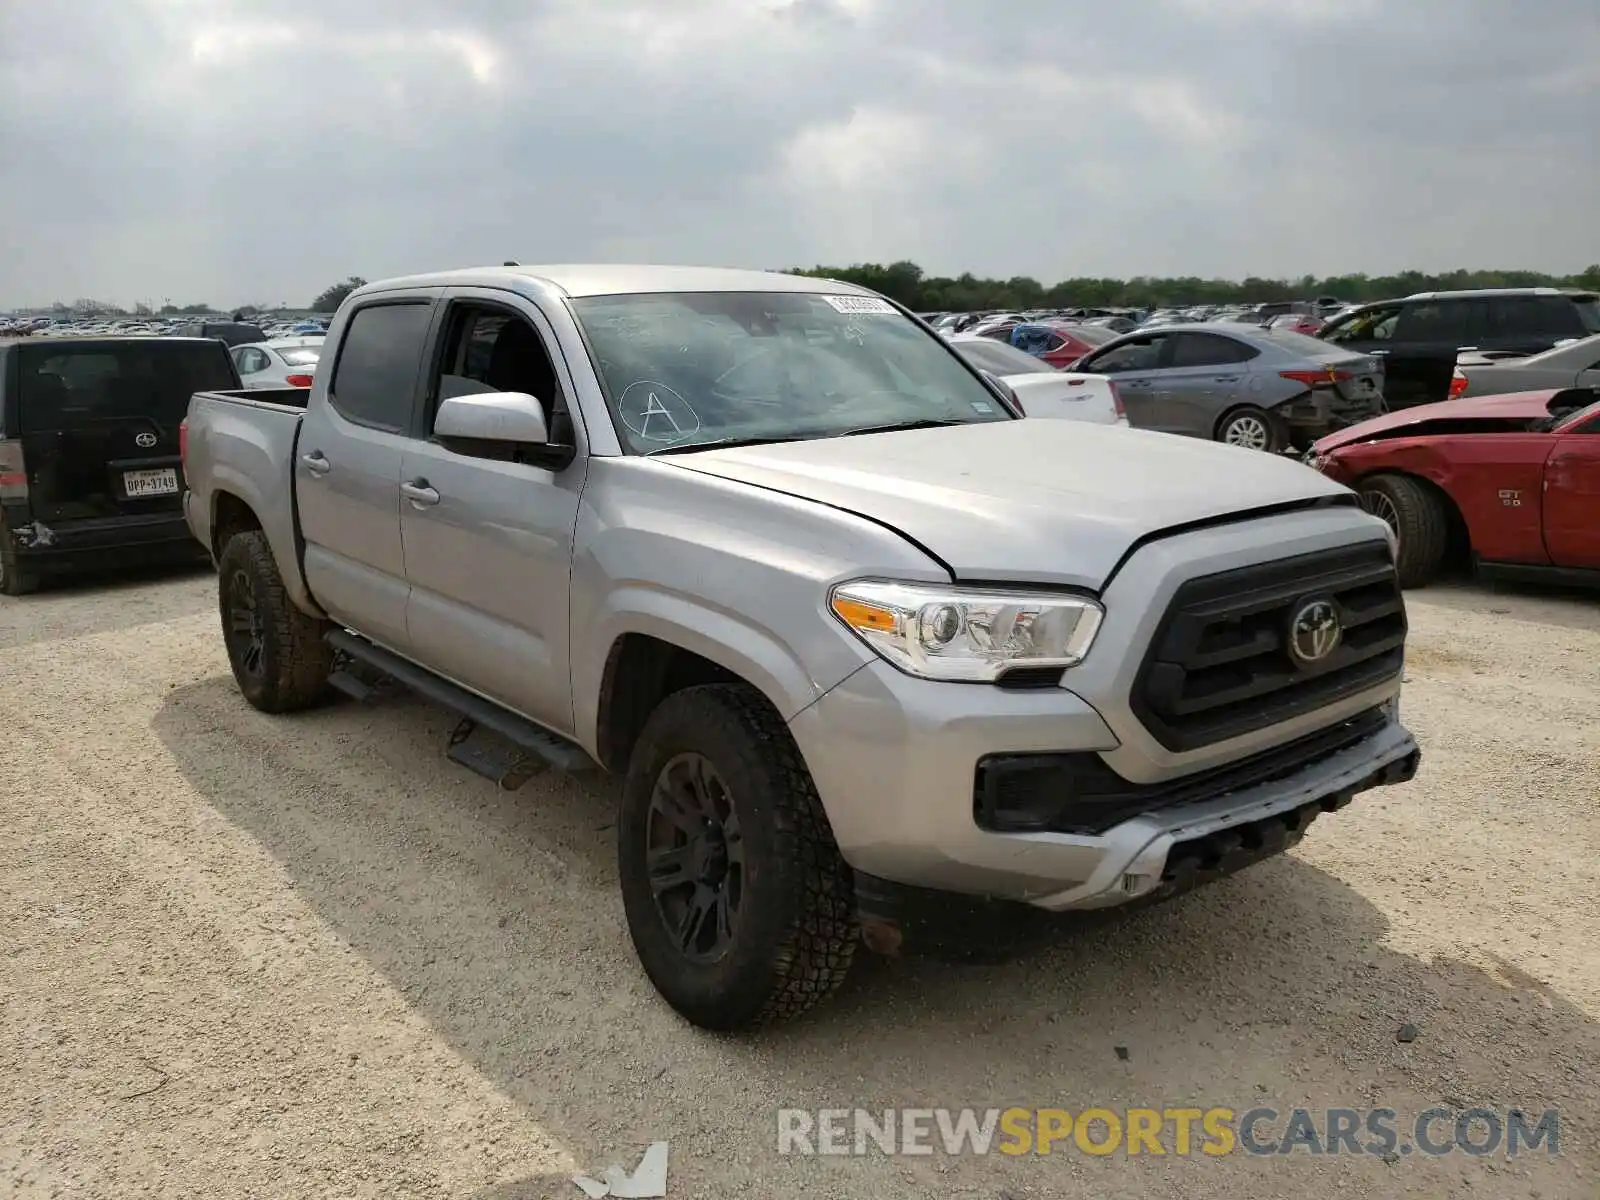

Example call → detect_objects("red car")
1307 387 1600 588
998 322 1116 369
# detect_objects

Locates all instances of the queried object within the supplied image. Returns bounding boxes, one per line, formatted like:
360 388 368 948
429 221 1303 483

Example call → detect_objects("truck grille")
1131 541 1406 752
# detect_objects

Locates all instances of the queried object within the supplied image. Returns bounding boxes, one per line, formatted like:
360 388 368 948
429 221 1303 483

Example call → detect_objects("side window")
1485 297 1561 340
1323 304 1401 344
1083 336 1163 374
1540 296 1586 338
427 303 572 449
236 348 268 374
1394 300 1474 343
1167 333 1255 368
328 302 434 432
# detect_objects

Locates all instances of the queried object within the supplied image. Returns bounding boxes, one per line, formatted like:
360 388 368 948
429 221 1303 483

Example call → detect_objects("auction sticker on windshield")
821 296 897 315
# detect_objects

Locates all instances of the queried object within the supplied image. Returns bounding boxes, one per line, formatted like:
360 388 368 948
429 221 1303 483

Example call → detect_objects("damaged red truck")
1306 387 1600 589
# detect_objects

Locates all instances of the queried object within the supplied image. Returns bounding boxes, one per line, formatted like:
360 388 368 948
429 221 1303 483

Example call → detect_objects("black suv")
1318 288 1600 410
0 337 238 594
170 321 267 347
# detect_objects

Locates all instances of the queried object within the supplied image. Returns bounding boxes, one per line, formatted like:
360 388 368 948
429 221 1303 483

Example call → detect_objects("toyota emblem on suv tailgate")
135 432 157 448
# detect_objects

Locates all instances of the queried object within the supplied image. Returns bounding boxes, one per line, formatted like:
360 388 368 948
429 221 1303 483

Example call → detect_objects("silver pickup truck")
181 265 1421 1030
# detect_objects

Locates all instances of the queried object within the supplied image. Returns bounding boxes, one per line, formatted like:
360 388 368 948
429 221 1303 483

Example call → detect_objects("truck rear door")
1542 405 1600 569
11 340 236 524
296 296 439 652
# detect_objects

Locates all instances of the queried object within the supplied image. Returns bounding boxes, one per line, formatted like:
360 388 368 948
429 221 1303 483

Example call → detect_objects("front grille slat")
1132 542 1407 752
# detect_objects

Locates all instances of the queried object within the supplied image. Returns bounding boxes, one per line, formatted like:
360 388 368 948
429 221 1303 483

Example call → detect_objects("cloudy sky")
2 0 1597 308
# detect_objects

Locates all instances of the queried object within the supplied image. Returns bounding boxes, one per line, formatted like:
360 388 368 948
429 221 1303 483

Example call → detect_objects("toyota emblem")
1287 598 1342 667
135 432 158 448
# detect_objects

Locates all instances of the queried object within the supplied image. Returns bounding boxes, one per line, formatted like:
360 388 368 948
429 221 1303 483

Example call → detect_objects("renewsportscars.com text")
776 1106 1560 1158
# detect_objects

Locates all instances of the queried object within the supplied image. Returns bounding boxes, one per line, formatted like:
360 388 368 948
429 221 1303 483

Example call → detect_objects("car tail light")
1280 368 1352 388
285 373 314 388
1109 381 1126 420
1449 369 1468 400
179 418 188 469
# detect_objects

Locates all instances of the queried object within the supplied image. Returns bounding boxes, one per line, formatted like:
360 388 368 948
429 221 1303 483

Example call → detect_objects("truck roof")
356 264 877 300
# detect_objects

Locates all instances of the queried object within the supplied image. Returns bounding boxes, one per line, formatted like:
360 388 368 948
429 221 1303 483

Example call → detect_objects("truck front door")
1543 407 1600 569
297 296 438 652
398 290 587 737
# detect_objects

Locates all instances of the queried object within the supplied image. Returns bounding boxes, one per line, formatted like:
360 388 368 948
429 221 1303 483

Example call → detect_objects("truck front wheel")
618 684 857 1030
217 530 333 713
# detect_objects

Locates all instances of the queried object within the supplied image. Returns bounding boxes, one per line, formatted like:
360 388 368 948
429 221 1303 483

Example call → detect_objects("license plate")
123 467 178 497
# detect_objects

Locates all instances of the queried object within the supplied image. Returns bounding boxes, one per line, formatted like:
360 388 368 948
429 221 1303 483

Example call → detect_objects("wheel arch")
582 595 840 774
1350 468 1473 570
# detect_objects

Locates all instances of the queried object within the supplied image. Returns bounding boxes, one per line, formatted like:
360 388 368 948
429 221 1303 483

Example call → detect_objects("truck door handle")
1213 376 1240 383
400 480 440 507
301 452 331 475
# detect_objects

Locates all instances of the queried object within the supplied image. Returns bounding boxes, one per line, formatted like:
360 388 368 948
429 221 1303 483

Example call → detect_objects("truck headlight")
829 580 1103 682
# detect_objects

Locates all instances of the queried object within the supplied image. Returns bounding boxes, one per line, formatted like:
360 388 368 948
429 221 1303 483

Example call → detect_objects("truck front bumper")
788 658 1420 916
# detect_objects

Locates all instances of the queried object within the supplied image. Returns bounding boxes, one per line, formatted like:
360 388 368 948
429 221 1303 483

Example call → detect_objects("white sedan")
946 333 1127 426
230 337 325 389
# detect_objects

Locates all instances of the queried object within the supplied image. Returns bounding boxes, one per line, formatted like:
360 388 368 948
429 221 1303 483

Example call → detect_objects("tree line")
23 262 1600 320
785 261 1600 312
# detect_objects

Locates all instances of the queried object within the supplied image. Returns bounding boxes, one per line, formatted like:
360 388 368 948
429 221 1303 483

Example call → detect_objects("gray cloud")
2 0 1596 307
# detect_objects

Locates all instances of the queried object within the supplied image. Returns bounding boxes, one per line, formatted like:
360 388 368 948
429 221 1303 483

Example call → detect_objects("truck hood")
1312 390 1559 454
664 420 1351 590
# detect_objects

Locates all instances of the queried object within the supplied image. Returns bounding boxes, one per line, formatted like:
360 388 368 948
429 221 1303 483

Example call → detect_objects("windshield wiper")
835 418 969 438
645 434 809 456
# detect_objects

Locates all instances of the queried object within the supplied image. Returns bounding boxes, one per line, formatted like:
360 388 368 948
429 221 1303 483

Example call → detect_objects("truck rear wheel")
217 530 333 713
1358 473 1449 588
618 684 856 1030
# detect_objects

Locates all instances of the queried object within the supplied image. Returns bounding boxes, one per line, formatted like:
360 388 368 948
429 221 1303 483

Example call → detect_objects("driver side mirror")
435 390 549 445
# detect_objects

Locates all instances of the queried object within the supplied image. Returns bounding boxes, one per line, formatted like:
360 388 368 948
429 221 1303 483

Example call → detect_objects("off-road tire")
0 543 42 597
1215 405 1289 454
618 684 857 1030
217 530 333 712
1358 473 1450 588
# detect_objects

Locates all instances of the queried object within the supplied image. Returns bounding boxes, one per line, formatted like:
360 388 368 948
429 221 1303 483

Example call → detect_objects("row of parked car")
933 287 1600 448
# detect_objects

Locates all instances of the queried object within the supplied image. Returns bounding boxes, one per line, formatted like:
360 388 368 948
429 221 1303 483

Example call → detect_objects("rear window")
1574 295 1600 335
1259 328 1341 357
1057 323 1117 346
16 341 237 435
279 347 322 367
952 338 1057 376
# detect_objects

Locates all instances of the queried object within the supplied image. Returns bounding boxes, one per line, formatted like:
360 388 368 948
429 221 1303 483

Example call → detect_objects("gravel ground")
2 565 1597 1199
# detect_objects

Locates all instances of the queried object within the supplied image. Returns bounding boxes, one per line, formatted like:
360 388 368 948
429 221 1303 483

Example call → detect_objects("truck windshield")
17 341 237 435
569 291 1013 453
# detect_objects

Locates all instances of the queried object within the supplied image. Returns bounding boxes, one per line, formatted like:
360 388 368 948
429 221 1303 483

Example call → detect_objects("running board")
324 629 597 780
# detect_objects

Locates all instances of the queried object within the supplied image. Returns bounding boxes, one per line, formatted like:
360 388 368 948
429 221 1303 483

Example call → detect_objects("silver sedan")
1070 323 1385 452
1457 333 1600 398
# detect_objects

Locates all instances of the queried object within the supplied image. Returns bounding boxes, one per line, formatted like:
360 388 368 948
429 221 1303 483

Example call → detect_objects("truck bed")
183 386 312 612
194 386 312 411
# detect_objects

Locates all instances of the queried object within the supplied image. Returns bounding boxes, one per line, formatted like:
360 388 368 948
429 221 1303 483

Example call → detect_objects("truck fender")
572 584 839 758
208 465 324 619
